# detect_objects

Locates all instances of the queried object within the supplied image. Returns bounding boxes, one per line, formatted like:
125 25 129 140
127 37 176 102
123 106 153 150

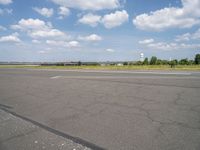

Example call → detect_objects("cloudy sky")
0 0 200 62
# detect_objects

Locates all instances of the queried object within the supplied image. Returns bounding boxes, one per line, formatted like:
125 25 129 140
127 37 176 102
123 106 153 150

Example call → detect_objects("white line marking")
50 76 62 79
29 69 192 75
51 76 200 79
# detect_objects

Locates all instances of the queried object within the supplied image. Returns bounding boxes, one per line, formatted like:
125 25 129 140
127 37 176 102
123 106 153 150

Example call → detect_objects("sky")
0 0 200 62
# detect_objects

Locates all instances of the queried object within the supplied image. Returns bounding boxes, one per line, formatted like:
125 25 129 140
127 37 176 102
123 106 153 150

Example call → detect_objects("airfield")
0 68 200 150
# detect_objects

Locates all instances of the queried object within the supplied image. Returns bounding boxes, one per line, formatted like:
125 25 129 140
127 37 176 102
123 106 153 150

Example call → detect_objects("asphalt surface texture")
0 68 200 150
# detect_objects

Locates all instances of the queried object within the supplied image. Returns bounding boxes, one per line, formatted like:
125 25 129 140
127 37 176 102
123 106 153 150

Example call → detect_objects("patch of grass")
0 65 200 71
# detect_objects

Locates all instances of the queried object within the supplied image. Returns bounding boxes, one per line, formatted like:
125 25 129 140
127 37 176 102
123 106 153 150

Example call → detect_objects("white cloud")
78 10 128 28
78 13 101 27
78 34 102 42
51 0 120 11
140 38 200 51
133 0 200 31
68 41 80 48
106 48 115 52
101 10 129 28
46 40 80 48
58 6 70 19
38 50 47 54
0 0 12 5
11 18 67 39
11 18 48 30
175 33 191 42
175 28 200 42
0 33 21 43
33 7 54 18
0 8 12 15
147 42 179 51
32 39 41 44
139 38 154 44
192 28 200 40
46 40 67 47
182 0 200 17
29 29 65 38
0 25 6 31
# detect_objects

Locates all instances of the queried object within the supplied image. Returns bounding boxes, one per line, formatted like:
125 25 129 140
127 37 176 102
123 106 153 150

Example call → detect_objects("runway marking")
29 69 192 75
49 76 200 79
50 76 62 79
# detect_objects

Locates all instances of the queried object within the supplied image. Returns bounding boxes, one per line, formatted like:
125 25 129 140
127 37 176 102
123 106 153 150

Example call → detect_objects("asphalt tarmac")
0 68 200 150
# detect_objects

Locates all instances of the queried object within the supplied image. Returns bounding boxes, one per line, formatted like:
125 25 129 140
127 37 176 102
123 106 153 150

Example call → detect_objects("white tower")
140 53 144 61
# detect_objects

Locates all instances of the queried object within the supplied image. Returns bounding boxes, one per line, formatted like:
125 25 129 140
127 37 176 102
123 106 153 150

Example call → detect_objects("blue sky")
0 0 200 62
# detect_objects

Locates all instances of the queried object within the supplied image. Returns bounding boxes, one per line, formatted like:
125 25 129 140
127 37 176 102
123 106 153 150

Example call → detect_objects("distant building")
117 63 123 66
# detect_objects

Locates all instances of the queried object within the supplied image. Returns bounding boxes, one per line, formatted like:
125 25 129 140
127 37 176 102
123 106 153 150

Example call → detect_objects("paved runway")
0 68 200 150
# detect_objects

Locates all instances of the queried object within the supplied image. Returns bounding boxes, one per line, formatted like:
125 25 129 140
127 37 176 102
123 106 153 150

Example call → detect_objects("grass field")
0 65 200 71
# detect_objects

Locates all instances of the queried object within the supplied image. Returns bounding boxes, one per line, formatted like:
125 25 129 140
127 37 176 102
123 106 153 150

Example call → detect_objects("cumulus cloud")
78 34 102 42
11 18 67 39
0 0 12 5
68 41 80 48
0 8 12 15
133 0 200 31
29 29 65 38
46 40 80 48
139 38 154 44
78 13 101 27
147 42 200 51
51 0 121 11
0 25 6 31
78 10 129 28
182 0 200 17
106 48 115 52
175 33 191 42
11 18 48 30
32 39 41 44
46 40 63 46
0 33 21 43
139 38 200 51
147 42 180 51
58 6 70 19
33 7 54 18
175 28 200 42
38 50 47 54
101 10 129 28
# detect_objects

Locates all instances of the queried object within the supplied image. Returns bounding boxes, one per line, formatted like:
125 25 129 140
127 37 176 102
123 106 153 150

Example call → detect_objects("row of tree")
127 54 200 66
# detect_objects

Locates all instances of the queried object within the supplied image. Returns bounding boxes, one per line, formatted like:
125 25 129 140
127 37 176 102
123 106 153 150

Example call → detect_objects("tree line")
126 54 200 66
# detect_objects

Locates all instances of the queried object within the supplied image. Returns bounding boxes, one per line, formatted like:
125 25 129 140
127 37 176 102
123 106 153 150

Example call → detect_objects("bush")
135 61 143 65
123 62 128 66
195 54 200 64
179 59 189 65
78 61 82 66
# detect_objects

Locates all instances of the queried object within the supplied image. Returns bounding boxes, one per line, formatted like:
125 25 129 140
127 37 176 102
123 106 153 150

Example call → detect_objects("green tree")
169 60 177 68
188 60 194 65
156 59 163 65
123 62 128 66
179 59 189 65
173 59 178 65
143 57 149 65
135 61 143 65
78 61 82 66
150 56 157 65
195 54 200 64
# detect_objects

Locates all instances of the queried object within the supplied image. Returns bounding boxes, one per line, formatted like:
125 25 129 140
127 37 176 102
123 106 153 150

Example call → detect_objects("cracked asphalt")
0 68 200 150
0 109 91 150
